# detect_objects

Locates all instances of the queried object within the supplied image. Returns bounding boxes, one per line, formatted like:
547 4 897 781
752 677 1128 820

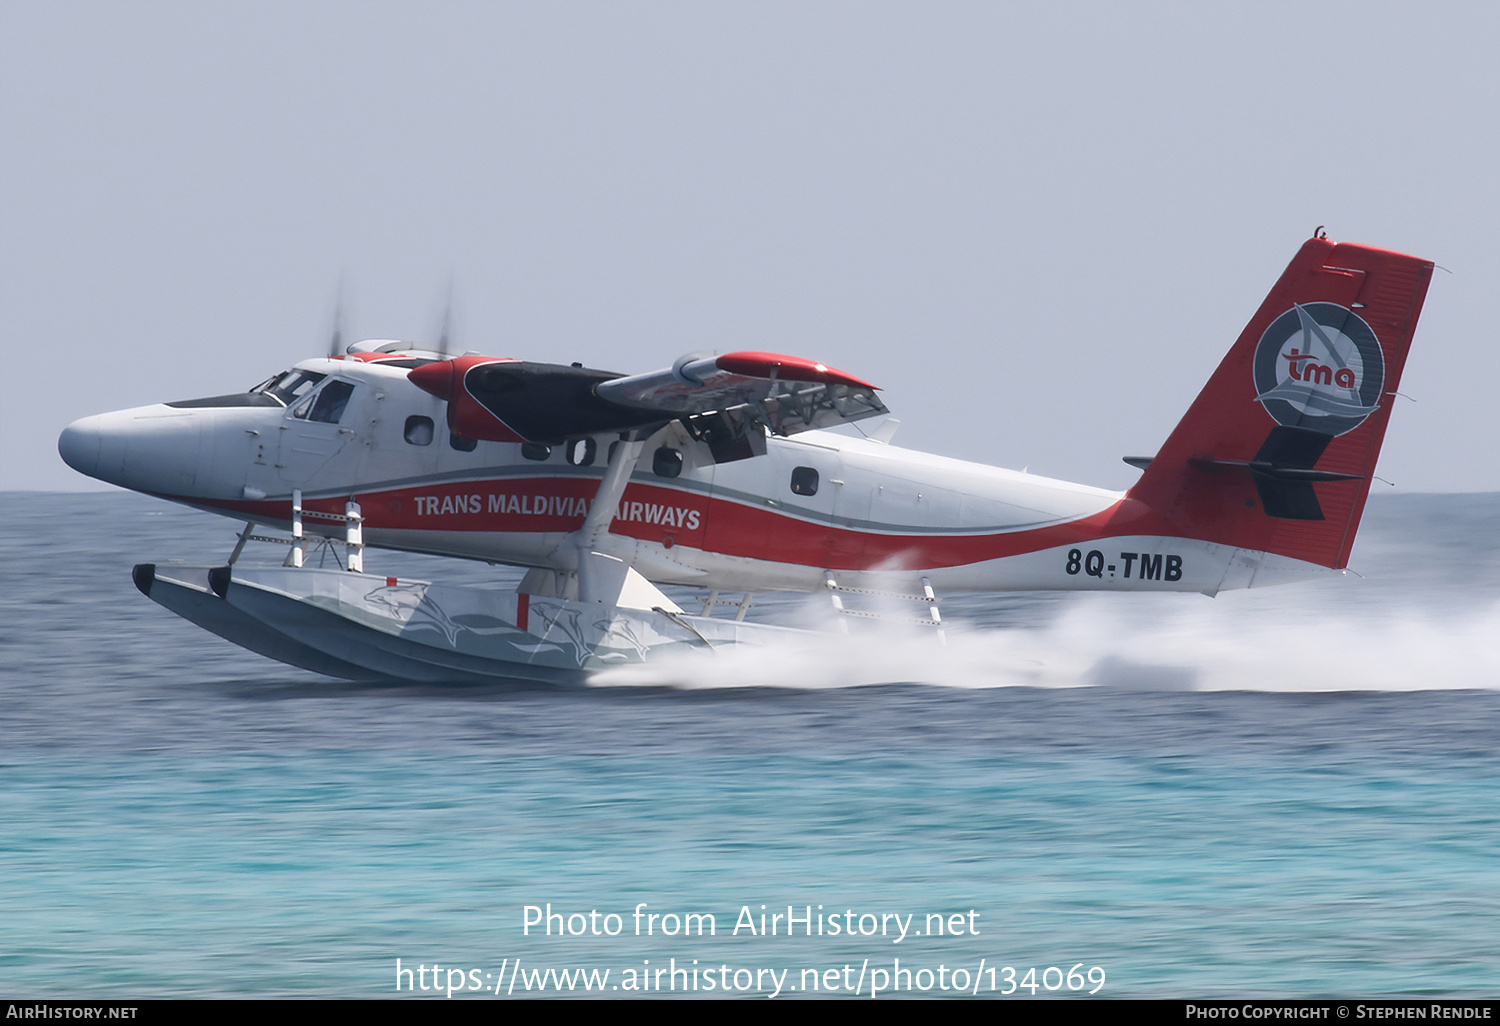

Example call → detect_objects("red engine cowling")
407 357 525 443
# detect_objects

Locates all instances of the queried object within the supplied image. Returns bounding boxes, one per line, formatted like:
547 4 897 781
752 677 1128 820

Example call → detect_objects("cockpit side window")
304 380 355 424
251 370 327 406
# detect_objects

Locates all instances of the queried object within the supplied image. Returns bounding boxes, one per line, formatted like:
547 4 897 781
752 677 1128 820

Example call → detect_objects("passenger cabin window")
521 442 551 461
790 466 819 496
653 447 683 479
404 415 434 446
449 431 477 452
566 438 596 467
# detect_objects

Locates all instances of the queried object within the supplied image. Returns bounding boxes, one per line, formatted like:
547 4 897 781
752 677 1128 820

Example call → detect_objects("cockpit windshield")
250 370 327 406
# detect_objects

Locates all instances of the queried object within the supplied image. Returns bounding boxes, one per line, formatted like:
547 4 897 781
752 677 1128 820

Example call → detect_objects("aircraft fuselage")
62 354 1245 596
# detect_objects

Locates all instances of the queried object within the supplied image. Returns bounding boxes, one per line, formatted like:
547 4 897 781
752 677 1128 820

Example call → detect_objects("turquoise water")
2 492 1498 997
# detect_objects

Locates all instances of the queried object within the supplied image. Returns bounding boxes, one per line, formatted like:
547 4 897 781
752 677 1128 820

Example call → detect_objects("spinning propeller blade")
327 281 348 359
435 275 456 358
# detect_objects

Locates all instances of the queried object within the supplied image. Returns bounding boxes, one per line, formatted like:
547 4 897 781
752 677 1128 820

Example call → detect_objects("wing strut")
575 436 647 554
550 429 684 609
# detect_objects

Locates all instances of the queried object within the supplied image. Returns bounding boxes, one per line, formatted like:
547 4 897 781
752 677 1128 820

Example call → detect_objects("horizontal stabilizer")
1186 426 1366 521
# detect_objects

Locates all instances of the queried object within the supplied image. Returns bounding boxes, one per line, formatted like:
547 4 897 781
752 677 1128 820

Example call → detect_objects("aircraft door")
276 378 361 485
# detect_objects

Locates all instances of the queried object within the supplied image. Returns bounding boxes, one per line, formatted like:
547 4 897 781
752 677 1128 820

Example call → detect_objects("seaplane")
58 234 1433 684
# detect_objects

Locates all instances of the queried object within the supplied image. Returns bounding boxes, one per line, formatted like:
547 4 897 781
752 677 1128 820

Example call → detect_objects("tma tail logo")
1252 302 1385 436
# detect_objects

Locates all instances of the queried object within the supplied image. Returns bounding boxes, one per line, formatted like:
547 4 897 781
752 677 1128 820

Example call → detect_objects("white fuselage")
59 356 1323 598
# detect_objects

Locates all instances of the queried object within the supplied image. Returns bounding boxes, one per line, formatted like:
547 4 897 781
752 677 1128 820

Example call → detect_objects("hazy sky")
4 1 1497 493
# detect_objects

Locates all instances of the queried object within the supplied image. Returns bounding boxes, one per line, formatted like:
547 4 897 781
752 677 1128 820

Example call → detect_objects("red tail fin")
1125 237 1433 569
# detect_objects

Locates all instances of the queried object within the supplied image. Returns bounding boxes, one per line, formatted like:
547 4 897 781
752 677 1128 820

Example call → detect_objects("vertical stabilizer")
1125 236 1433 568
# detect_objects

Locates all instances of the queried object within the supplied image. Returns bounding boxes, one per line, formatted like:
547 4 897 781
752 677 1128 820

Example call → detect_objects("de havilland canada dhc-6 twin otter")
59 234 1433 684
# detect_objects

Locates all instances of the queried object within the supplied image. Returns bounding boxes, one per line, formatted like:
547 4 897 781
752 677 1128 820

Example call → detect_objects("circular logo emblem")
1252 302 1385 436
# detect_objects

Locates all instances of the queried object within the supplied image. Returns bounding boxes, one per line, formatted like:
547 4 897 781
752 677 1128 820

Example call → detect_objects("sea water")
1 491 1497 998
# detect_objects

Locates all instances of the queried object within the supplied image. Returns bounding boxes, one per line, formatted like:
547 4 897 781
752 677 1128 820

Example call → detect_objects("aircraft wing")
408 351 888 453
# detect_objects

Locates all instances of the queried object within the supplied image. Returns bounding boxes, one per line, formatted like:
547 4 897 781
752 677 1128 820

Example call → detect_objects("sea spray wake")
595 491 1500 693
590 592 1500 692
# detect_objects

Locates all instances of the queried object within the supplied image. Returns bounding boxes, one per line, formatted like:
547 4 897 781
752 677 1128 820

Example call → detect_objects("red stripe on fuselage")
698 491 1165 568
159 474 1198 572
168 478 710 546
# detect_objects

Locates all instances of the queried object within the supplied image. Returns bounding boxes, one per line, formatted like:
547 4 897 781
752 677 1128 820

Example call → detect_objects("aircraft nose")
58 414 115 481
57 406 202 493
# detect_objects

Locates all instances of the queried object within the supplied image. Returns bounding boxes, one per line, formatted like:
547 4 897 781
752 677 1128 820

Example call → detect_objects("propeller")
327 281 349 359
434 275 456 358
321 277 460 360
